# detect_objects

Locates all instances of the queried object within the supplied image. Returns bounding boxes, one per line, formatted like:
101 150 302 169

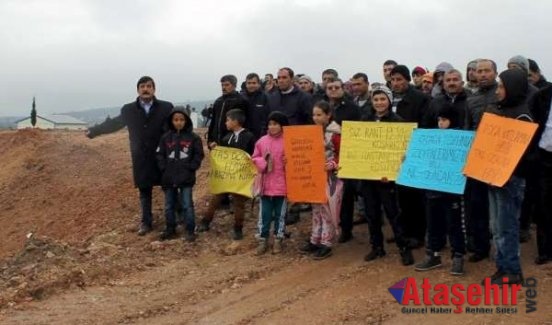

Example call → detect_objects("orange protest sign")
283 125 328 203
463 113 537 187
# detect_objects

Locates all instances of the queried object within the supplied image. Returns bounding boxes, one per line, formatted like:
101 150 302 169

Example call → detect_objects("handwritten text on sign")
283 125 327 203
463 113 537 187
397 129 475 194
338 121 417 180
209 146 256 198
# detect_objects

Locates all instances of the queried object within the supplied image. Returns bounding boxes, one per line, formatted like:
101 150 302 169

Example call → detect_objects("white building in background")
16 115 88 130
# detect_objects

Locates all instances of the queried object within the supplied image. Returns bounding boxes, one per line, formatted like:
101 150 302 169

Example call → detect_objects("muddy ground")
0 129 550 324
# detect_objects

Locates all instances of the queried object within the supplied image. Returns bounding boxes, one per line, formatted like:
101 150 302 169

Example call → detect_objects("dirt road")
0 130 551 324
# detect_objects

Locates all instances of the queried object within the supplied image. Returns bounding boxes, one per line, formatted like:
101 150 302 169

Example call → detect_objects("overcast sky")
1 0 550 116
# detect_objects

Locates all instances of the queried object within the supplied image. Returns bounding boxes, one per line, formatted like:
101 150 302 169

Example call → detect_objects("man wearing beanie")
390 64 431 248
432 62 454 98
465 59 480 96
529 59 551 89
412 66 427 90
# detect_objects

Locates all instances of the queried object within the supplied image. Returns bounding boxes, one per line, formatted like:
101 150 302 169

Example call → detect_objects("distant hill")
0 116 22 129
0 100 214 129
65 100 213 126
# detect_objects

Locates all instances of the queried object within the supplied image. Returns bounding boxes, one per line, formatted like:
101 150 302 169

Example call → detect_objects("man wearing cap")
412 66 427 90
390 65 431 248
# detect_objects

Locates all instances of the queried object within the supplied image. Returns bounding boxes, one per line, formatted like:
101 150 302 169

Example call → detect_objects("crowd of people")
86 55 552 286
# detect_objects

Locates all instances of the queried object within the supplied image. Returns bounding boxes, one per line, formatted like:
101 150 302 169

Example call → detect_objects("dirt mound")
1 129 551 324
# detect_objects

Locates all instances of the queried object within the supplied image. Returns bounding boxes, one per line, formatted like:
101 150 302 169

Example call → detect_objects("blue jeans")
488 176 525 274
257 196 287 239
164 187 195 233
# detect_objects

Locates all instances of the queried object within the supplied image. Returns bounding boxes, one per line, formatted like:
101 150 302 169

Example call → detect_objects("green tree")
30 97 37 127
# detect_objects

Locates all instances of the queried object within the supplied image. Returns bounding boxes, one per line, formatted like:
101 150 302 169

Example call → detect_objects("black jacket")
267 86 313 125
532 84 552 142
243 89 269 140
466 83 498 130
495 69 535 178
354 95 373 118
87 97 173 188
221 129 256 155
422 91 468 129
332 97 361 125
395 86 430 124
156 108 204 188
208 91 249 144
535 76 552 90
361 109 404 122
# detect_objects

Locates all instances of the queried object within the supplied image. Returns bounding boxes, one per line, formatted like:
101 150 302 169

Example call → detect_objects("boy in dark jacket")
200 109 256 240
414 104 466 276
156 107 204 241
360 85 414 266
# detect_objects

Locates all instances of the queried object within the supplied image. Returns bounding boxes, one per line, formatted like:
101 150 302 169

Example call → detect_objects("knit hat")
371 85 393 104
390 65 411 81
267 111 289 127
412 66 427 76
528 59 540 73
434 62 454 73
422 72 434 83
508 55 529 73
437 103 459 128
298 75 313 83
467 60 478 70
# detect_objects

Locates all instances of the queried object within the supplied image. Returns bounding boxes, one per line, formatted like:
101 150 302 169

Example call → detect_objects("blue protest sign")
397 129 475 194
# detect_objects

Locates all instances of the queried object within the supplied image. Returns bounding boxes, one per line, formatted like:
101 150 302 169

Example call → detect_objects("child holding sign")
199 109 256 240
156 107 205 242
360 85 414 266
414 104 466 275
251 111 289 255
299 101 343 260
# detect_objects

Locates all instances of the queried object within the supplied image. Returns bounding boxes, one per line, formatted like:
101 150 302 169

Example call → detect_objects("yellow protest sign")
209 146 257 198
338 121 417 180
463 113 538 187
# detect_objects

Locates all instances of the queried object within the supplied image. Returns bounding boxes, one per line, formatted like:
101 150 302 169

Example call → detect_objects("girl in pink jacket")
251 111 289 255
